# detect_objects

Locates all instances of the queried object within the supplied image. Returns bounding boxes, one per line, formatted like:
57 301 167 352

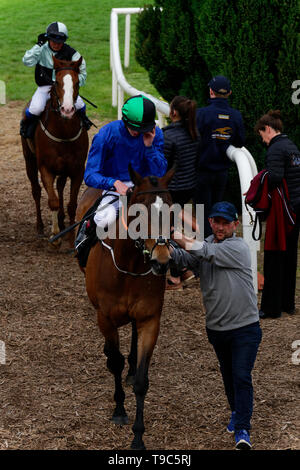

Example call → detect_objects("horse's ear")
52 55 60 69
160 165 176 187
73 56 83 70
128 164 143 186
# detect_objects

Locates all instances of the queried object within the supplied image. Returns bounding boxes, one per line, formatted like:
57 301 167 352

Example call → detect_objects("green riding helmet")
122 95 156 133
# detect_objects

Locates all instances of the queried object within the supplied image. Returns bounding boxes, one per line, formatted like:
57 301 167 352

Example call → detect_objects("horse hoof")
130 440 146 451
125 375 135 386
49 237 62 248
111 415 129 426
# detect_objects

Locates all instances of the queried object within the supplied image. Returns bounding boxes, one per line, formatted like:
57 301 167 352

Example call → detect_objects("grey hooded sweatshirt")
171 234 259 331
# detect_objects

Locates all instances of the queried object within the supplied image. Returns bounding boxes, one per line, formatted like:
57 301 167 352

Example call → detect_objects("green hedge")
136 0 300 209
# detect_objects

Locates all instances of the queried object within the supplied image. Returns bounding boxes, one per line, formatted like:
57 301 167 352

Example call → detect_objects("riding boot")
78 109 94 130
75 217 97 268
20 112 39 138
75 220 89 251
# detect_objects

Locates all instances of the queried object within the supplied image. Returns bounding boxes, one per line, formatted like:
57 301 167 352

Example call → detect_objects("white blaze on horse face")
151 196 164 239
153 196 163 215
61 74 75 117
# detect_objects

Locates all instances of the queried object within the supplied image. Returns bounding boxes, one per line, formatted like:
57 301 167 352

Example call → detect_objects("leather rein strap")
99 187 171 277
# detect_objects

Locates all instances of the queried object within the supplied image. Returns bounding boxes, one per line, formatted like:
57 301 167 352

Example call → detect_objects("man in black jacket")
194 75 245 237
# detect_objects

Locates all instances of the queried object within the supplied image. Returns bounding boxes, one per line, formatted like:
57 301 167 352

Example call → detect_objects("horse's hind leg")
126 320 137 386
21 138 44 235
99 314 128 425
57 175 67 231
131 317 160 450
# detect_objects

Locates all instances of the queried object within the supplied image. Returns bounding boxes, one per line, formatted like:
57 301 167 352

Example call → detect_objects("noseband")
133 188 171 258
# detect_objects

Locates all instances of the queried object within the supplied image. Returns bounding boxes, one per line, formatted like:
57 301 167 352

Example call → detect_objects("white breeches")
94 182 134 229
28 86 85 115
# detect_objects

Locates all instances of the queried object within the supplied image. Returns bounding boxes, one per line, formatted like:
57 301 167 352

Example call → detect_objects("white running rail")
110 8 259 292
226 145 260 292
110 8 169 127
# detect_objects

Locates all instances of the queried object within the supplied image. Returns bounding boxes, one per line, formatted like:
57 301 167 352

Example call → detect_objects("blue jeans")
206 321 262 432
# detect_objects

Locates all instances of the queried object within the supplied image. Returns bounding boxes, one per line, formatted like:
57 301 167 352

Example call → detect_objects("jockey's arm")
23 44 43 67
84 131 116 190
71 51 87 87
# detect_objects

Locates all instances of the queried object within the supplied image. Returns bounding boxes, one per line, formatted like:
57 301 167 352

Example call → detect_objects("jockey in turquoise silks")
20 21 92 138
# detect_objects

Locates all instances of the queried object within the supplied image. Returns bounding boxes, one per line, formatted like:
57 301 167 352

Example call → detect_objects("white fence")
110 7 169 127
110 8 260 292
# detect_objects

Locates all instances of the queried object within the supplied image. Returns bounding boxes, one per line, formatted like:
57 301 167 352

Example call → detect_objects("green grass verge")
0 0 160 121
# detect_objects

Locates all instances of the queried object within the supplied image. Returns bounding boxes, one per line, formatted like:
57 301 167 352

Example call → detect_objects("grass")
0 0 159 121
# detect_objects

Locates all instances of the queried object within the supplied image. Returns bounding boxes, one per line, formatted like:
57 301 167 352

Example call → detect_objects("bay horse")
76 166 175 450
21 56 89 246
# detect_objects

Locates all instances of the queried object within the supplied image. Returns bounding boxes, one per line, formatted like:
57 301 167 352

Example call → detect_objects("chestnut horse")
76 166 174 450
21 56 89 246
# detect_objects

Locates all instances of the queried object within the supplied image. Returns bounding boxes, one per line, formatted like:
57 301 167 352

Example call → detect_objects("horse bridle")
52 66 80 113
39 65 83 143
133 187 171 257
100 187 172 276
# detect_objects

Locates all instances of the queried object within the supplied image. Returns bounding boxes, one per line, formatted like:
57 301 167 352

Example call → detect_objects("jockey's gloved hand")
37 33 48 46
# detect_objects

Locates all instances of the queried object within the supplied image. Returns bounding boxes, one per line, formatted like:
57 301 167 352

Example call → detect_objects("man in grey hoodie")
170 201 262 450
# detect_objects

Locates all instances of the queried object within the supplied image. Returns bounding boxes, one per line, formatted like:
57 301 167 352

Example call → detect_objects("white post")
124 14 131 68
118 84 124 120
0 80 5 105
112 68 117 107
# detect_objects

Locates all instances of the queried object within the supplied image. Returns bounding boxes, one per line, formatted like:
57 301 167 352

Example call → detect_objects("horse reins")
100 187 171 277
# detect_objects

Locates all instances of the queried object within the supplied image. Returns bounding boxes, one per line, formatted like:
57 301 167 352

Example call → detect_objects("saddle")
75 188 133 268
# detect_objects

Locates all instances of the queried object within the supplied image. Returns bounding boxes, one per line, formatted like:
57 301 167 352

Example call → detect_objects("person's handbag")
244 170 270 240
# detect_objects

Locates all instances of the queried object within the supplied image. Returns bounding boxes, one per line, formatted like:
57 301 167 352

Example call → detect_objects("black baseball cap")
208 75 231 95
209 201 238 222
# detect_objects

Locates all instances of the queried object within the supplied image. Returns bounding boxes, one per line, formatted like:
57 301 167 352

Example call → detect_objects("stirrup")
80 114 94 130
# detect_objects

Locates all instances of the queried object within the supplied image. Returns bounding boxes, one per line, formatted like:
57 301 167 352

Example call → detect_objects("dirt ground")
0 101 299 451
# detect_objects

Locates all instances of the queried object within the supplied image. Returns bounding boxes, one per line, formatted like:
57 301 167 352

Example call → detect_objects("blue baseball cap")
208 75 231 95
209 201 238 222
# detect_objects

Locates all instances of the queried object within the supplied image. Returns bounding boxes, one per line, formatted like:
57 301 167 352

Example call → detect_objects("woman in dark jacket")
254 110 300 318
163 96 201 289
163 96 201 206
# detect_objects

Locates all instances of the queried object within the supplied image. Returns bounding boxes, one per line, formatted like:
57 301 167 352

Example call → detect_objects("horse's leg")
131 316 160 450
21 139 44 235
126 319 137 386
39 166 61 246
98 312 129 425
67 171 84 246
56 175 67 231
